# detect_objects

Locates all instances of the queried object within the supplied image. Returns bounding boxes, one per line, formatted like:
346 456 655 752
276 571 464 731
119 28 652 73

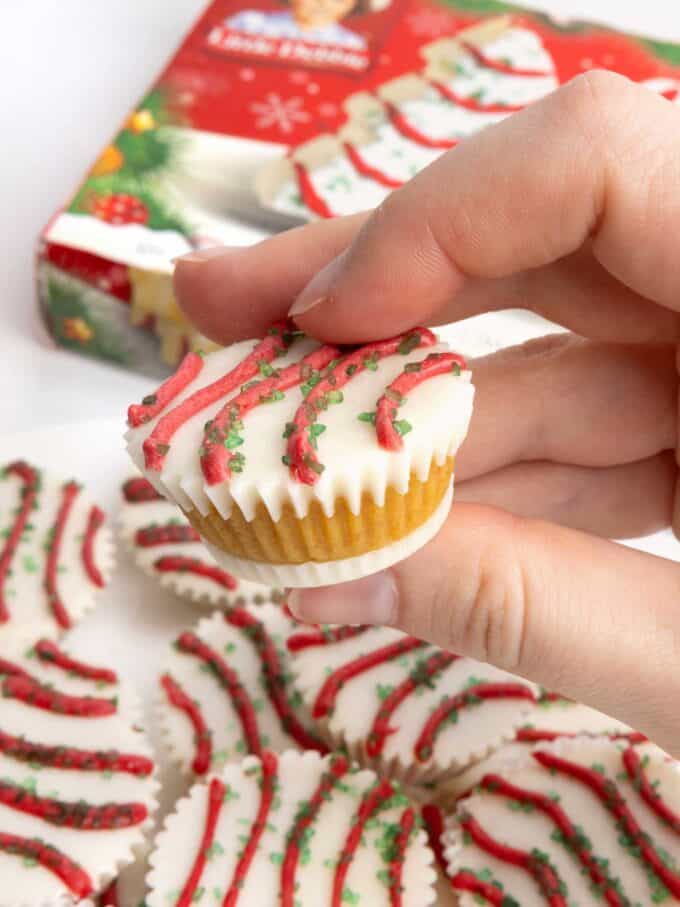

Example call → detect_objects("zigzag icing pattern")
0 461 114 649
288 624 538 783
443 739 680 906
158 605 326 776
0 642 157 905
147 750 437 907
119 476 279 607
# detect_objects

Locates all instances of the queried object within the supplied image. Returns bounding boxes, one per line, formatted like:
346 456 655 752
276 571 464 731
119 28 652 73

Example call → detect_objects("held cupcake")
126 320 473 586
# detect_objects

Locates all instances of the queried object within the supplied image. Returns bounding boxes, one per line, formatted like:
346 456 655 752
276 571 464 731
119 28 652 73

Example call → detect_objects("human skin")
291 0 357 29
174 72 680 756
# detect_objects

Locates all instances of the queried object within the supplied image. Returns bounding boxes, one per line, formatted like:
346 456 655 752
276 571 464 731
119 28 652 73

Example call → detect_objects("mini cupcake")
0 640 158 905
288 623 538 784
147 750 437 906
120 475 282 608
126 320 473 586
441 694 644 802
442 738 680 905
0 460 114 649
157 605 327 776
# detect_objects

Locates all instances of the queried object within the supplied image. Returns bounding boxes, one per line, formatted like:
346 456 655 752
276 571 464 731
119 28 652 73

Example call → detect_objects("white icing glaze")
0 463 114 653
443 739 680 906
203 480 453 586
126 331 473 524
119 476 279 607
290 625 538 783
146 750 437 907
157 605 322 775
0 646 158 907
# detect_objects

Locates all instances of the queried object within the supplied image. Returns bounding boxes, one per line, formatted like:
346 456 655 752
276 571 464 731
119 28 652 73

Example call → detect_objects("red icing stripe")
98 880 120 906
223 751 278 906
2 674 117 717
342 142 404 189
122 477 163 503
0 727 153 775
0 461 40 624
176 631 262 756
459 813 567 906
451 870 504 905
135 523 200 547
0 832 93 899
0 658 30 679
293 161 335 218
0 779 147 829
34 638 118 684
388 806 416 907
367 651 457 757
225 609 328 753
461 41 554 77
375 352 466 451
431 78 525 113
623 746 680 833
481 773 627 906
287 328 437 484
313 637 428 719
287 625 370 652
201 344 340 485
176 777 226 907
127 351 205 427
533 749 680 898
44 480 80 630
383 100 458 149
155 555 238 590
421 804 448 877
143 320 297 471
161 673 212 775
82 505 106 587
333 779 397 906
415 682 537 762
516 727 647 744
281 755 350 907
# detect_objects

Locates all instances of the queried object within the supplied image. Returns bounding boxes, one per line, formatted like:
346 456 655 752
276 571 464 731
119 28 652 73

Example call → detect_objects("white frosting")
0 646 158 907
126 332 473 524
0 463 114 653
158 605 322 775
443 739 680 906
119 476 279 607
203 481 453 586
290 625 538 783
147 751 437 907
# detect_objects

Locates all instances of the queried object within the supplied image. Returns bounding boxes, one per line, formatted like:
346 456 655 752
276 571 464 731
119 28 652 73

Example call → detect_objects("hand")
175 72 680 756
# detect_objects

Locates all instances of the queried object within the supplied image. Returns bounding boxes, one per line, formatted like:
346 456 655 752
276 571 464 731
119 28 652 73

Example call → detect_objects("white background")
1 0 680 433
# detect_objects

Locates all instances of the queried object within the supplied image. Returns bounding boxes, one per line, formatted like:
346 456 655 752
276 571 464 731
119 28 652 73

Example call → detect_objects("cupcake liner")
119 475 281 608
147 749 437 907
442 737 680 906
0 644 159 907
156 606 325 778
289 623 538 785
202 482 453 587
0 460 115 649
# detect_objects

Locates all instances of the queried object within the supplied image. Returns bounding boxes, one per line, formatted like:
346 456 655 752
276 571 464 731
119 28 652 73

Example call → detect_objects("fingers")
288 503 680 756
174 213 367 345
455 452 675 538
290 72 680 344
459 336 676 479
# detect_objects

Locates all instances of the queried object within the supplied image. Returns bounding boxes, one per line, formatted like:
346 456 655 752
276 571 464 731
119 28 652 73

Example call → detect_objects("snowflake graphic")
407 7 455 37
250 93 311 134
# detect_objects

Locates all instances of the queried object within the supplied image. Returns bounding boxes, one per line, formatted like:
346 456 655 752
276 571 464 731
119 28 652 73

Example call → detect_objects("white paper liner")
441 737 680 906
0 462 115 650
147 750 437 907
204 481 453 587
156 606 322 777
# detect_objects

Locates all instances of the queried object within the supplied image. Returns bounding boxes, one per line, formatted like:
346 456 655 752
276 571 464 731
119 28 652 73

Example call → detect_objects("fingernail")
288 249 347 317
287 571 398 625
172 246 231 265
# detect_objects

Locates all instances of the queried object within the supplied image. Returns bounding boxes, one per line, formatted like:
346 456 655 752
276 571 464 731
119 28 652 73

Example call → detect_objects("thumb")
287 503 680 756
